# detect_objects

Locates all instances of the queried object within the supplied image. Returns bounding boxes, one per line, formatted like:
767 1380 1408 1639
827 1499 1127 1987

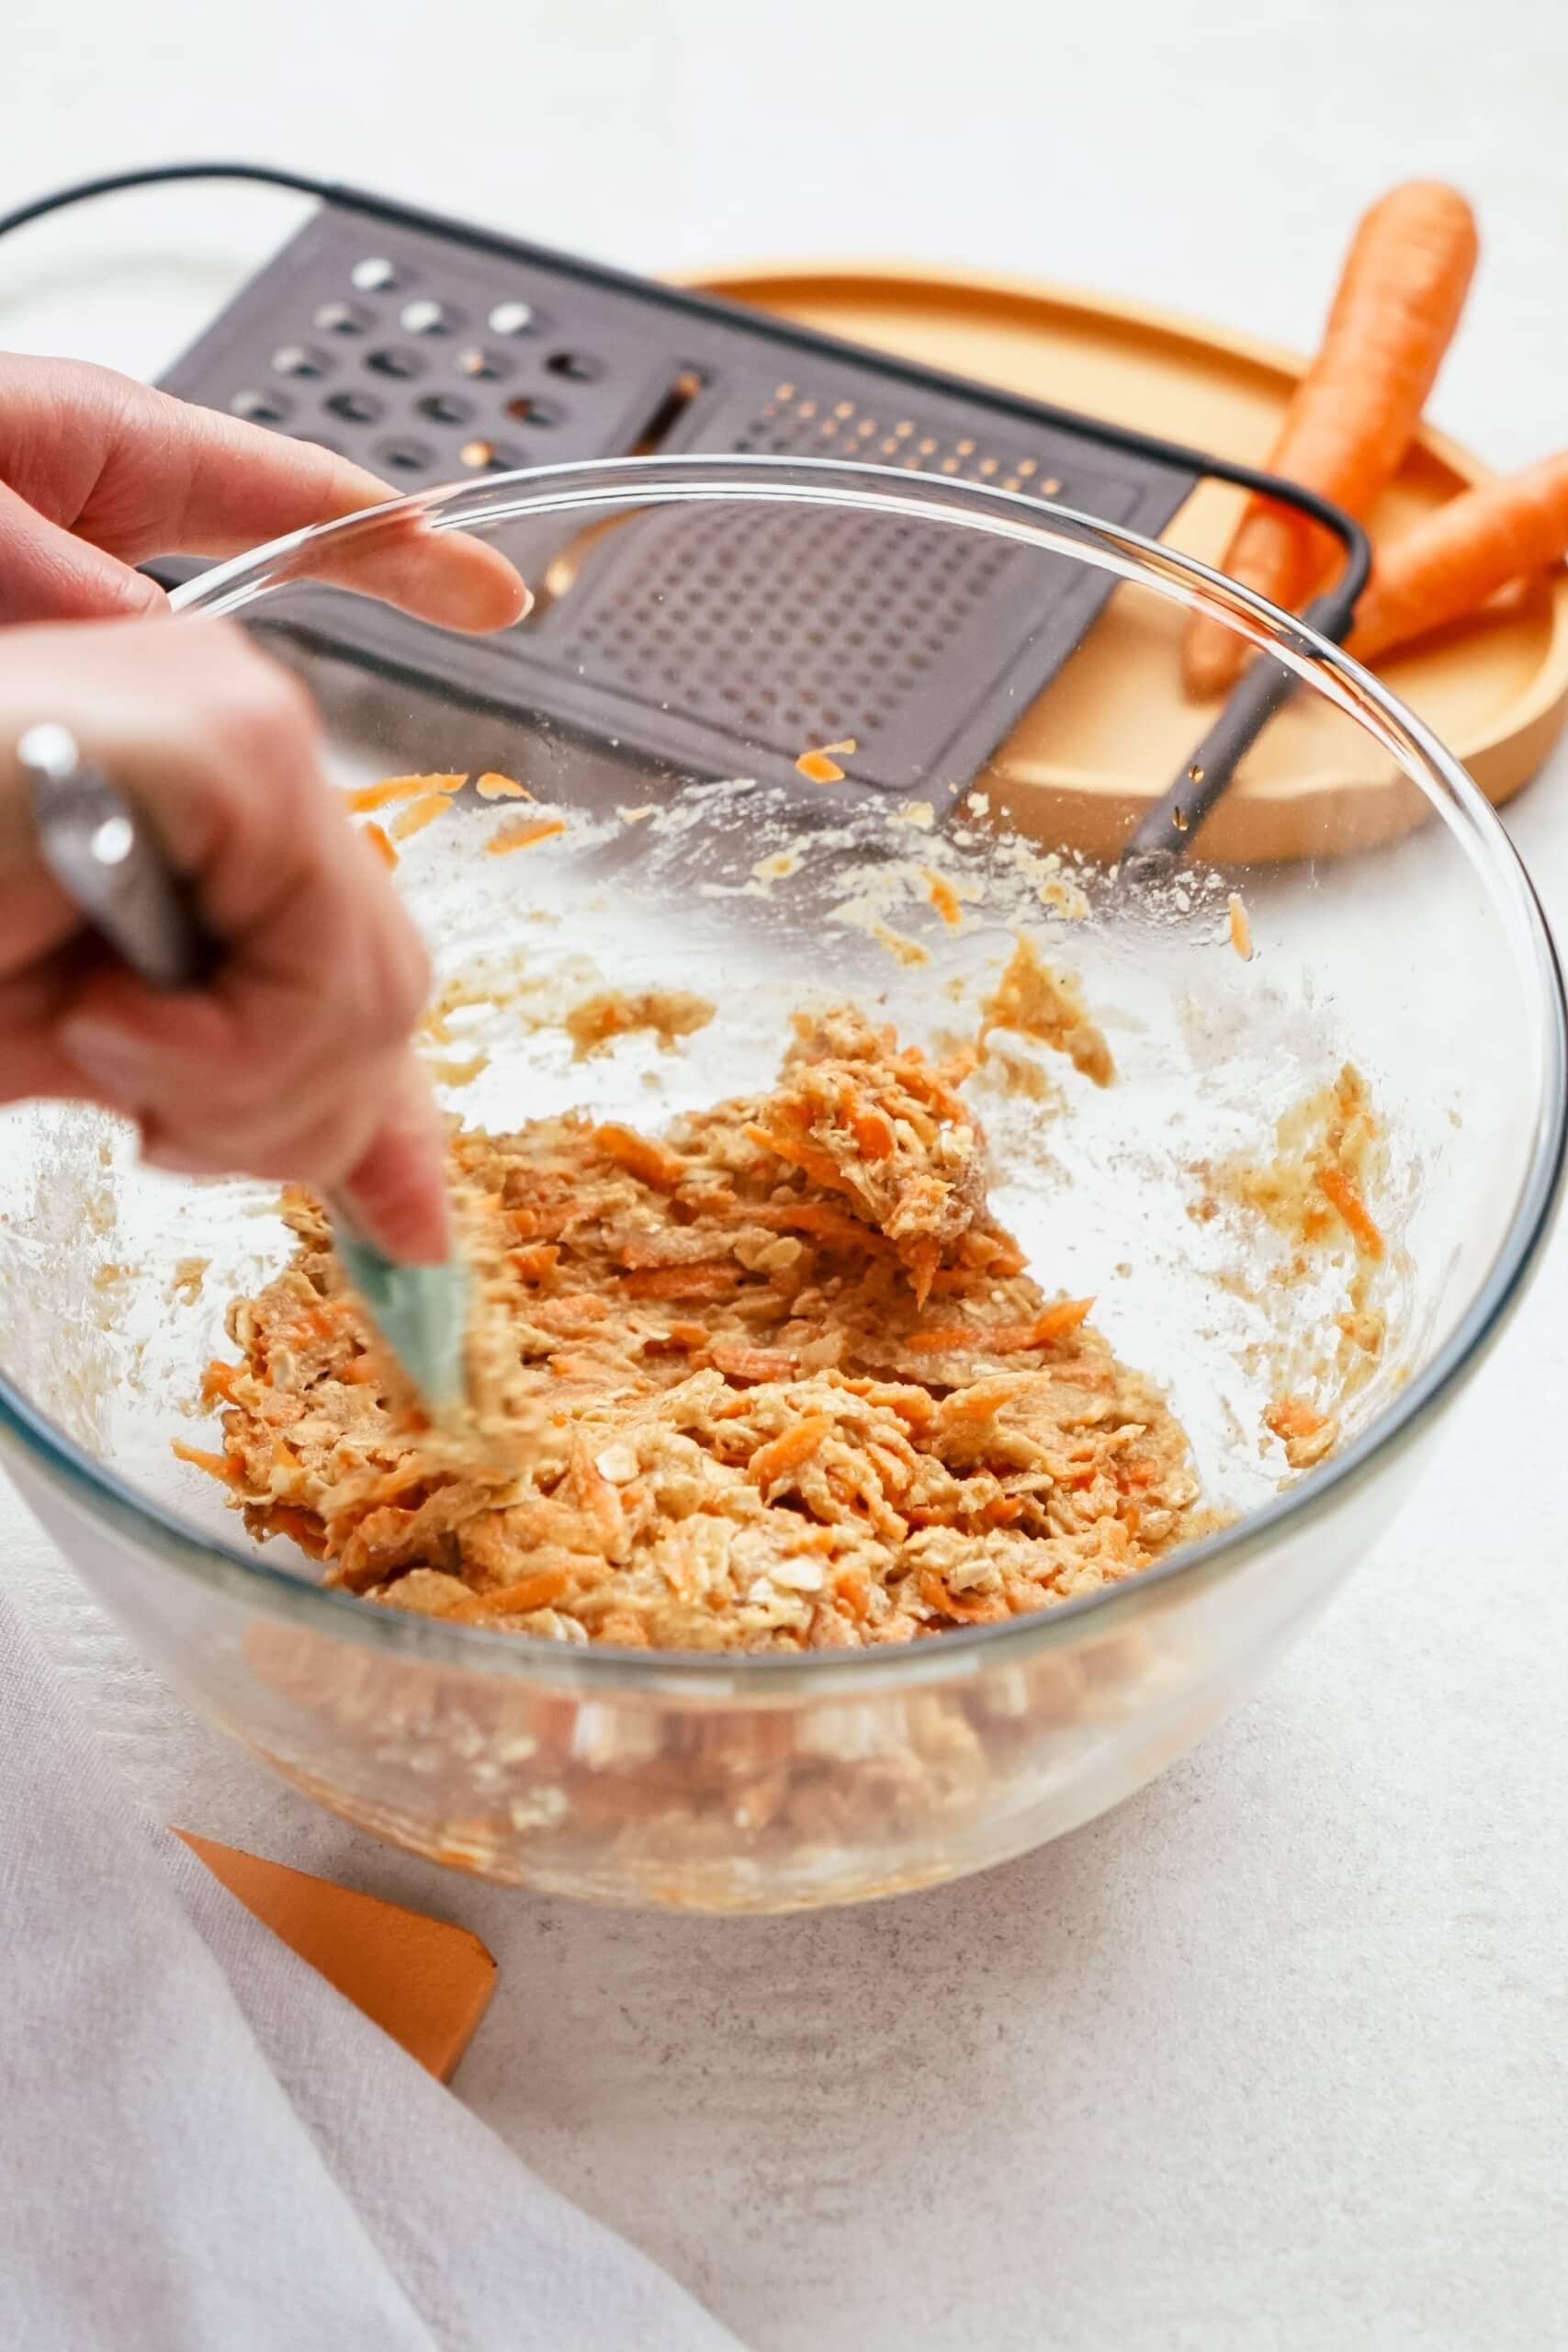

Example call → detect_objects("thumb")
0 479 166 625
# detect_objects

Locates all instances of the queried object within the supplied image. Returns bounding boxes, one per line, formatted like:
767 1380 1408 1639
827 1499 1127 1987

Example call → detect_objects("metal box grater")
154 197 1212 807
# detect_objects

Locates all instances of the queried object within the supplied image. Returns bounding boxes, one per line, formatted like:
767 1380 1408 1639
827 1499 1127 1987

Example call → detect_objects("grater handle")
1123 590 1346 868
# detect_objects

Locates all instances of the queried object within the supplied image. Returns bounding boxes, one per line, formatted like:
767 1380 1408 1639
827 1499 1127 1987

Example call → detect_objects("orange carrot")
618 1262 738 1301
752 1200 886 1253
1316 1166 1384 1259
917 1567 1006 1624
260 1504 327 1555
744 1121 847 1194
1184 181 1478 697
749 1414 833 1491
172 1441 242 1484
908 1297 1093 1354
362 820 399 869
475 771 534 800
344 774 460 812
848 1103 896 1160
709 1343 801 1380
795 749 845 784
592 1123 687 1191
921 868 964 928
200 1360 242 1403
1348 450 1568 660
389 790 450 842
486 814 565 854
462 1567 571 1618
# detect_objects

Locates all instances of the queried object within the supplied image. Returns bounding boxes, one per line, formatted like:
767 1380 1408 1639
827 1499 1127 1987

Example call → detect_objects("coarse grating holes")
547 350 603 381
327 389 383 424
455 347 510 380
489 300 536 335
351 257 399 291
272 343 328 379
417 390 473 425
505 394 562 425
231 388 289 424
400 298 453 335
367 346 424 380
313 300 371 335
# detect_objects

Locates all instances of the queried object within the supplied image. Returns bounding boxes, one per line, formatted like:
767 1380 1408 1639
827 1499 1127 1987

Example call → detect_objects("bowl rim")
3 452 1562 1699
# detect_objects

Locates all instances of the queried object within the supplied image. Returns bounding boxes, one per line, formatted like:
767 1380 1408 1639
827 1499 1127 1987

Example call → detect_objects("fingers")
0 354 528 635
339 1057 453 1264
0 479 165 627
0 616 452 1258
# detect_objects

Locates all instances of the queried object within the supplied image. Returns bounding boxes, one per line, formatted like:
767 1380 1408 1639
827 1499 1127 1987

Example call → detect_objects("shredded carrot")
362 820 399 869
907 1237 941 1310
656 1321 712 1351
462 1567 571 1618
918 1567 1006 1623
475 771 534 800
1185 180 1478 697
389 791 451 842
1316 1166 1384 1258
752 1200 886 1253
344 774 458 812
486 814 566 854
848 1103 896 1160
172 1441 241 1484
1348 449 1568 661
908 1297 1093 1354
922 868 964 928
200 1360 242 1403
749 1414 833 1491
1032 1295 1096 1344
261 1504 327 1555
619 1262 739 1302
833 1567 871 1623
745 1122 849 1194
795 749 846 784
339 1355 381 1385
509 1242 562 1283
709 1344 801 1380
1227 892 1254 962
592 1123 687 1191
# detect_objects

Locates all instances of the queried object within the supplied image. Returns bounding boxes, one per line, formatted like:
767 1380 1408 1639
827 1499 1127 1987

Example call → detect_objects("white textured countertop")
5 4 1566 2344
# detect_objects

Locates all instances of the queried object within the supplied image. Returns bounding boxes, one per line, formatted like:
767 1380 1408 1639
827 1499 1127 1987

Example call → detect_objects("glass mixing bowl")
0 458 1561 1911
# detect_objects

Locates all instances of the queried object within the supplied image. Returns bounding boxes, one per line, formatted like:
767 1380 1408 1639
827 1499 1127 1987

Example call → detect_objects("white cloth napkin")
0 1579 744 2352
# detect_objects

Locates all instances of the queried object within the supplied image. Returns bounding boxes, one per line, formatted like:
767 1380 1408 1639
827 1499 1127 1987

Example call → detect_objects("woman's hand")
0 616 451 1263
0 351 526 630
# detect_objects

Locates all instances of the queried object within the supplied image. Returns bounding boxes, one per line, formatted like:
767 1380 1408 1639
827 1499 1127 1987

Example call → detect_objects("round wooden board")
680 260 1568 863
